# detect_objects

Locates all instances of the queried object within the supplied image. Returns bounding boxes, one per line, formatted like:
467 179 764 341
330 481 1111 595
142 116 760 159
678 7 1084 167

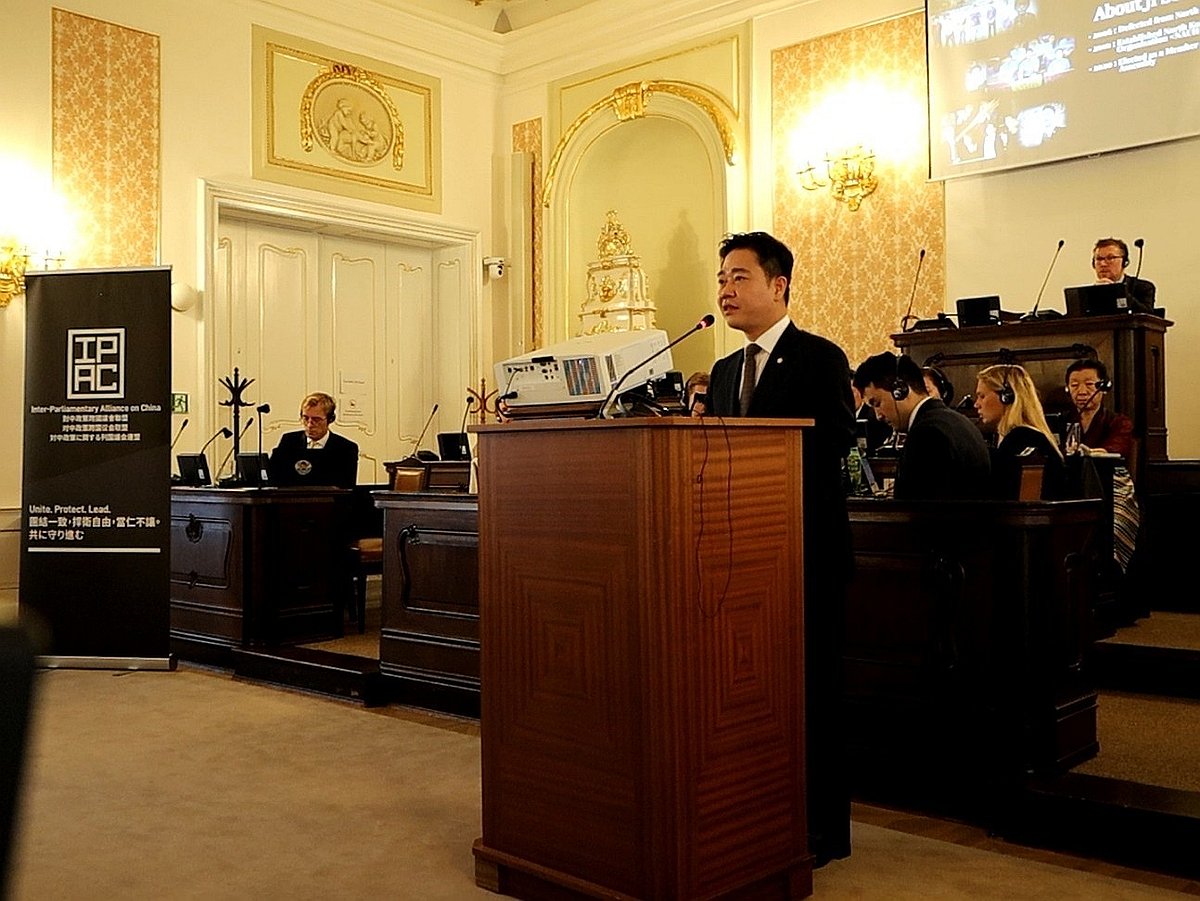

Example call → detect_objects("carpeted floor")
8 666 1199 899
1102 612 1200 650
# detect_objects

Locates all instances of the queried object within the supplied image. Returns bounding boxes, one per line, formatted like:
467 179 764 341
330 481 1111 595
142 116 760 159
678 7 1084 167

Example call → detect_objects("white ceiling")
384 0 605 34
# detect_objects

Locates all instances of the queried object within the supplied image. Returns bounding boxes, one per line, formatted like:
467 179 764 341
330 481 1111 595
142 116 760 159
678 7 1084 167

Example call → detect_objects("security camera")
484 257 506 279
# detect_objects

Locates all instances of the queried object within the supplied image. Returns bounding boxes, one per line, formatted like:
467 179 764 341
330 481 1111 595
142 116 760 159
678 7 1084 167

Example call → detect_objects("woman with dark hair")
922 366 954 407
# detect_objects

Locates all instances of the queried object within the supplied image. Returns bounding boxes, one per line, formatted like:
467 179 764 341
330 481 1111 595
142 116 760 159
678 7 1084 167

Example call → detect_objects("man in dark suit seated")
1092 237 1155 313
268 392 359 488
853 351 991 501
707 231 856 867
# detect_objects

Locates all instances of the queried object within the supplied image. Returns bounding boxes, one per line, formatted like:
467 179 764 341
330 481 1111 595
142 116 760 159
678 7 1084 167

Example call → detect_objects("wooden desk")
169 487 348 660
844 497 1102 816
472 418 812 901
374 491 480 713
895 313 1170 475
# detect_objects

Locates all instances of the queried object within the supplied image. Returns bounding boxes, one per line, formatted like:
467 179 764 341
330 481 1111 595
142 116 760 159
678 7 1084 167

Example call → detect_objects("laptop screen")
1063 282 1129 317
176 453 211 487
437 432 471 462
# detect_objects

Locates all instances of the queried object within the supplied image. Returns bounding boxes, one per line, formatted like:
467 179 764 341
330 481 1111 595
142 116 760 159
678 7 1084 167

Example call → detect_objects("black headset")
997 368 1015 406
891 354 922 401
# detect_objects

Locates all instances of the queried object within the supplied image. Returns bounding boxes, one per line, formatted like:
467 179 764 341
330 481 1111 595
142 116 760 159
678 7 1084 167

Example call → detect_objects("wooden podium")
471 417 813 900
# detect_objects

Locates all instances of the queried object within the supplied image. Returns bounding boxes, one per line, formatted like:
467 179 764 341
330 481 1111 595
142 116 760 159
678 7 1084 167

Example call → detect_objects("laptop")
236 452 270 487
956 295 1002 327
1064 282 1129 317
436 432 471 462
176 453 212 487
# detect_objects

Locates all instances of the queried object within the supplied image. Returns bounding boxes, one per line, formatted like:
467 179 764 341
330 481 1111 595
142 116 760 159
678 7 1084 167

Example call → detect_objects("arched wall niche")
542 87 742 378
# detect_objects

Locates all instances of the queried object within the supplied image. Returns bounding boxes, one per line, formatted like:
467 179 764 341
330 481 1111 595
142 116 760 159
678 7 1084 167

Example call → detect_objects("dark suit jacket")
268 430 359 488
895 399 991 501
709 319 856 863
1122 275 1156 314
710 321 857 579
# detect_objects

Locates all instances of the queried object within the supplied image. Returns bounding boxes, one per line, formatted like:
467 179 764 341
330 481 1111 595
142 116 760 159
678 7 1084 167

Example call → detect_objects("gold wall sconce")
0 240 67 307
798 145 878 211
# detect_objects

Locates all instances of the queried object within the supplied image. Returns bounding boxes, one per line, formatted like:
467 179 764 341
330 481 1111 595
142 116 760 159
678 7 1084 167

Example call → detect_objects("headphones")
301 392 337 422
997 369 1015 405
891 354 921 401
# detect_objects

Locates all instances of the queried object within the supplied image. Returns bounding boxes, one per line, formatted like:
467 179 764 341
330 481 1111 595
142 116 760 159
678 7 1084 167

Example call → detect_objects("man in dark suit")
708 231 856 867
853 352 991 500
268 392 359 488
1092 237 1155 313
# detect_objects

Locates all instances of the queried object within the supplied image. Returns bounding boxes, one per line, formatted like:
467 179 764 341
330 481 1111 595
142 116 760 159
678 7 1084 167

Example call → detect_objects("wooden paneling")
473 418 810 900
170 488 346 657
376 492 480 708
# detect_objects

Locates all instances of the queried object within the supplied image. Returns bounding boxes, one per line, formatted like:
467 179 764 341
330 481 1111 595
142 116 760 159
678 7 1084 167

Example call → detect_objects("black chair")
346 484 388 633
1 623 37 899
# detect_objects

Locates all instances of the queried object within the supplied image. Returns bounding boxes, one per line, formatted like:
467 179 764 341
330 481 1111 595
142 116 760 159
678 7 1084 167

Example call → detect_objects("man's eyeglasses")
1093 254 1123 264
1067 381 1104 392
301 414 327 424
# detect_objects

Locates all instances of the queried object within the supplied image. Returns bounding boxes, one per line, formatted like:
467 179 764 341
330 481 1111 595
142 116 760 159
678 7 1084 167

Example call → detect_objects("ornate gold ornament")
542 80 737 207
798 145 878 211
0 241 29 308
300 63 406 170
578 211 656 336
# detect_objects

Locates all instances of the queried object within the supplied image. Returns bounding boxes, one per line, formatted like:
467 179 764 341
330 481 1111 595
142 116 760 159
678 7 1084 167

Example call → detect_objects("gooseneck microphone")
217 417 254 479
411 404 438 456
1133 237 1145 279
170 418 189 451
1022 239 1065 321
199 426 233 456
255 403 270 456
459 395 474 433
598 314 715 419
900 248 927 332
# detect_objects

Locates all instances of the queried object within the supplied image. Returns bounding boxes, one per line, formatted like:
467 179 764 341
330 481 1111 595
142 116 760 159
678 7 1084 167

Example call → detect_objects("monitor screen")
927 0 1200 179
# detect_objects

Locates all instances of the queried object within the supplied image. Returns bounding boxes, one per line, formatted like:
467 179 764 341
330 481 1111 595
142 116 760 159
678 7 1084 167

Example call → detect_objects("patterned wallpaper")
772 12 944 373
52 9 160 268
512 118 544 348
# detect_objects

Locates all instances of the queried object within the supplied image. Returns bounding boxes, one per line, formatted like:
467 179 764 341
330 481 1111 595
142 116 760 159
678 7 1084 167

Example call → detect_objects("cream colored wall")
2 0 500 600
751 0 1199 460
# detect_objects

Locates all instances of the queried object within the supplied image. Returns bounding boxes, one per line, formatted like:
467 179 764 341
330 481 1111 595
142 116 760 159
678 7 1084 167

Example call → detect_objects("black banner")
21 268 171 662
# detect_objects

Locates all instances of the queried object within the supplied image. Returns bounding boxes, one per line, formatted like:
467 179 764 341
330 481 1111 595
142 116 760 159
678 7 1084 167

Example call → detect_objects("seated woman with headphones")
1065 359 1133 459
974 364 1065 499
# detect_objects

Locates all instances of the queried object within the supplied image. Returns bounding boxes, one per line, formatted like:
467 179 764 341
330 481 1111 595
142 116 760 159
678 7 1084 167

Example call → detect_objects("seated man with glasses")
1092 237 1155 313
268 391 359 488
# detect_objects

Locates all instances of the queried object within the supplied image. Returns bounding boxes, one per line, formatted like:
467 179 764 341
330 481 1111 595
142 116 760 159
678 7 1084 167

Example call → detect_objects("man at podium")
268 392 359 488
708 231 856 866
1092 237 1155 313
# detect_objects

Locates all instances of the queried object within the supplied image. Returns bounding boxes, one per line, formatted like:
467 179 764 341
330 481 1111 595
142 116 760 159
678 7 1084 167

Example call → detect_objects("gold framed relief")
252 26 441 212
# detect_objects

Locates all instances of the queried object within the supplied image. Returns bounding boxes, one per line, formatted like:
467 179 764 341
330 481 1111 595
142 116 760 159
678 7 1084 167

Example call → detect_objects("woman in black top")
974 364 1065 499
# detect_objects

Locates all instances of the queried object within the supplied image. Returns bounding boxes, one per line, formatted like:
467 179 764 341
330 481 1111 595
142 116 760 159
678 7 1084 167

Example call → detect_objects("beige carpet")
8 666 1197 900
1103 612 1200 651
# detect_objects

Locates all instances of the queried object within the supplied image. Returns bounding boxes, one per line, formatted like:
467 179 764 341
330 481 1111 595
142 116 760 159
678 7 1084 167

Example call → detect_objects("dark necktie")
739 343 760 416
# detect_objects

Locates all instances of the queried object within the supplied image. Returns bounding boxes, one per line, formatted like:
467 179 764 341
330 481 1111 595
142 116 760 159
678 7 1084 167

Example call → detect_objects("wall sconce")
798 145 878 211
0 239 67 308
0 240 29 308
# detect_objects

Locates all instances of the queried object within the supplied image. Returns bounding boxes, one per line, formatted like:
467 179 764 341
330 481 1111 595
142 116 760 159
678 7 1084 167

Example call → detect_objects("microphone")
459 395 474 433
900 248 926 332
217 417 253 480
170 418 189 450
198 426 233 456
411 404 438 455
1133 237 1145 279
497 367 519 403
1021 239 1065 321
255 403 270 456
598 314 715 419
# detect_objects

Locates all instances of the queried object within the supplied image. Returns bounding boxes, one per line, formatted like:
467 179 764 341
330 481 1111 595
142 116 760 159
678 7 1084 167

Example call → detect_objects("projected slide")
927 0 1200 178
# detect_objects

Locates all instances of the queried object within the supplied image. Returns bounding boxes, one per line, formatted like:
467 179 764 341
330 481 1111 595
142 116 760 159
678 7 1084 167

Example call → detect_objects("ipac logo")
67 328 126 399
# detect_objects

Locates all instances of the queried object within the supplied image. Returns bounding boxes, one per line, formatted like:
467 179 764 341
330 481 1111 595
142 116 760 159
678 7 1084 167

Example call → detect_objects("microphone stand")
1021 239 1065 321
900 248 926 332
598 315 715 419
